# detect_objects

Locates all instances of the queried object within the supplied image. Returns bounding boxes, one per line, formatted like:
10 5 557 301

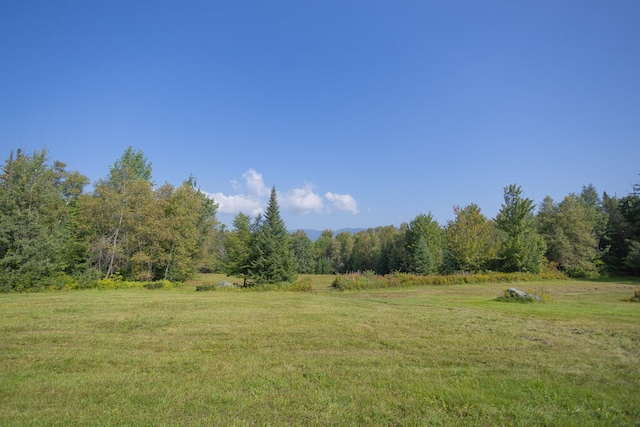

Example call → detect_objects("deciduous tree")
537 195 598 276
445 204 496 273
405 213 444 275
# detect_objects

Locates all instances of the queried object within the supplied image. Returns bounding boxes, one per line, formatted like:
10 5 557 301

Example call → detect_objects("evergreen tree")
405 213 443 275
600 192 633 273
495 184 546 273
249 187 298 284
0 149 88 290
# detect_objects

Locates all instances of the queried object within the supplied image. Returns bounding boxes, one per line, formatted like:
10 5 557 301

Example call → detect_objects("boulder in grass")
506 288 529 299
217 281 236 288
498 288 543 302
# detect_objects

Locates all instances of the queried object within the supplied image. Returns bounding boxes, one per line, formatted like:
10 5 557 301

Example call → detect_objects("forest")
1 147 639 292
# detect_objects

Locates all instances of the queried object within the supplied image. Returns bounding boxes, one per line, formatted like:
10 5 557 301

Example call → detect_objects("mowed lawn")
1 275 639 426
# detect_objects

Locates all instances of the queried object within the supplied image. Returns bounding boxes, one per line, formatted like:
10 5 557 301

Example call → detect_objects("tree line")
1 147 639 291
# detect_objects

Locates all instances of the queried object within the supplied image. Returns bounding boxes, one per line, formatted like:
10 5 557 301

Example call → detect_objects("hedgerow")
331 271 568 291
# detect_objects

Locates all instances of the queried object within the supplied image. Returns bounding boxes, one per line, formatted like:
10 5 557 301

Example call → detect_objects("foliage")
247 187 298 285
290 230 315 274
623 240 640 275
0 149 88 291
350 229 382 272
3 147 640 293
60 274 182 290
495 184 547 273
445 204 497 272
331 270 567 291
195 276 313 292
79 149 218 282
223 212 253 284
537 195 599 277
405 213 444 274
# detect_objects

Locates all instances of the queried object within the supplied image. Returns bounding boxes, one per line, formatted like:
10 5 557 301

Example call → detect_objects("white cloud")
209 192 264 216
281 183 324 215
205 169 360 222
242 168 270 197
325 192 360 215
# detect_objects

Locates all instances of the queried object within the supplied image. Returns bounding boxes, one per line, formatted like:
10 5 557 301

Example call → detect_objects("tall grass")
332 270 568 291
1 278 638 425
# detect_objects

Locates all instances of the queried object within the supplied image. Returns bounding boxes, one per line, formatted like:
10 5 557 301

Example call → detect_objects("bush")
289 277 314 292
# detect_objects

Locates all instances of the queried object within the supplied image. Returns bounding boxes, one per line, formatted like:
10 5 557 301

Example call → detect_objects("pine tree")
495 184 546 273
249 187 297 284
0 149 88 290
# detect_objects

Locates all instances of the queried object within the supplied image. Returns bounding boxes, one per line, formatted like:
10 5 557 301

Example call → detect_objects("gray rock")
217 281 235 288
506 287 541 300
506 287 528 298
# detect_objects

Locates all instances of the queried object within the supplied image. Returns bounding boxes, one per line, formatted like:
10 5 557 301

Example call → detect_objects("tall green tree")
600 192 633 273
249 187 298 284
313 230 334 273
160 180 218 281
537 195 598 276
0 149 88 290
495 184 546 273
405 213 444 275
224 212 254 285
350 229 382 272
445 204 496 273
79 148 155 278
290 230 315 274
334 231 355 273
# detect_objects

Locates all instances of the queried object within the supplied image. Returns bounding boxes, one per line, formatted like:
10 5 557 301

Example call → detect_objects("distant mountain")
291 228 365 241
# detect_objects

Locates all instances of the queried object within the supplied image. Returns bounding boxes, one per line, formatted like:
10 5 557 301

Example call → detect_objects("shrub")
289 277 314 292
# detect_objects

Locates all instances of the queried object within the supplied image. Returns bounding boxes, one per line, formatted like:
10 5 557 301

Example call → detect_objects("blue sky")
2 1 639 231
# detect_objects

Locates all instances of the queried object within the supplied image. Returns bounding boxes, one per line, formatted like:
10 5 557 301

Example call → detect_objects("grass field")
1 274 639 426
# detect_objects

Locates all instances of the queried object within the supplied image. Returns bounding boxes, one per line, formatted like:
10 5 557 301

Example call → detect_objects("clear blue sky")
2 1 639 231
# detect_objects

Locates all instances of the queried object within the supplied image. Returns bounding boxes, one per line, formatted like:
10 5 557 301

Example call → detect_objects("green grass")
1 276 639 425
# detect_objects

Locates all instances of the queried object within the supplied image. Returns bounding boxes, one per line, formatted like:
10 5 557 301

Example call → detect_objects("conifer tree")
495 184 546 273
0 149 87 290
249 187 298 284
